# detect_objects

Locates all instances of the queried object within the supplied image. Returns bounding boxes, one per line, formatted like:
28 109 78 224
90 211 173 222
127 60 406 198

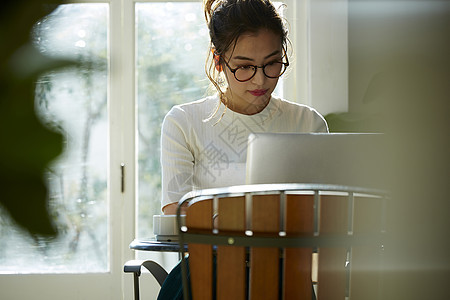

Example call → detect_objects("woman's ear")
212 49 223 72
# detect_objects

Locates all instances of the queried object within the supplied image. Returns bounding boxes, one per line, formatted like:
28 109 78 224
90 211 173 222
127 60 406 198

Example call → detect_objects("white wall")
310 0 348 115
285 0 348 116
348 1 450 299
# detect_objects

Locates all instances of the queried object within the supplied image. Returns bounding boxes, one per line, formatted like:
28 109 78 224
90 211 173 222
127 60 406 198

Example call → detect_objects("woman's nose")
251 67 266 85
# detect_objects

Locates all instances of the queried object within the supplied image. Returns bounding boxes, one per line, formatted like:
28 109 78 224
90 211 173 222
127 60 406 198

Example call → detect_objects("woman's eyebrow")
264 50 281 59
232 50 281 61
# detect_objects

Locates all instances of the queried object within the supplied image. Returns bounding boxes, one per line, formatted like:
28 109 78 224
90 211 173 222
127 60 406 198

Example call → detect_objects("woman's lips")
249 89 268 97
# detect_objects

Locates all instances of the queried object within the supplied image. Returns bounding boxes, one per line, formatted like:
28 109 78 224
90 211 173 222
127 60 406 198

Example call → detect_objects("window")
136 1 285 240
0 3 109 274
135 2 210 239
0 2 120 299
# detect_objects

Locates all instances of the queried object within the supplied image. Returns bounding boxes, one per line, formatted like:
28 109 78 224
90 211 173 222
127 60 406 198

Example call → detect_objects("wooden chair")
177 183 388 300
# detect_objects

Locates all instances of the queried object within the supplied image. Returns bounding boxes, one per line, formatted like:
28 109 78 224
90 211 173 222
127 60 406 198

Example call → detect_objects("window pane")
136 2 284 239
136 2 210 238
0 3 109 273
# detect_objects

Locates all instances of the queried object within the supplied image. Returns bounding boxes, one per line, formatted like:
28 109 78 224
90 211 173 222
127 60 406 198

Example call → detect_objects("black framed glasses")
223 57 289 82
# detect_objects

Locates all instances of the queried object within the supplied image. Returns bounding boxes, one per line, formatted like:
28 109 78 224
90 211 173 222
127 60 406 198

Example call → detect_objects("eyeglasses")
223 57 289 82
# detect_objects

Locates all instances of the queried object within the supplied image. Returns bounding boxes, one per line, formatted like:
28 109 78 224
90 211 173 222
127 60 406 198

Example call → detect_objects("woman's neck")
223 91 271 115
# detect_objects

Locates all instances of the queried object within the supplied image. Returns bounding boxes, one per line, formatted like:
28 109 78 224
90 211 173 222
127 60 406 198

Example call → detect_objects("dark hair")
203 0 289 107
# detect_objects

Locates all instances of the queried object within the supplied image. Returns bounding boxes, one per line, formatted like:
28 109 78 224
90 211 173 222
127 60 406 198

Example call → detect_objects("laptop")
245 133 386 190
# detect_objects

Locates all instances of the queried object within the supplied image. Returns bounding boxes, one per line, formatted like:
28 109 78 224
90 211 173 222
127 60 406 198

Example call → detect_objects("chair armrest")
124 260 168 287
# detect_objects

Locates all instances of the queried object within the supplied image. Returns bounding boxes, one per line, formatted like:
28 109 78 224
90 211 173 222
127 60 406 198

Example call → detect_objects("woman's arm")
160 106 195 213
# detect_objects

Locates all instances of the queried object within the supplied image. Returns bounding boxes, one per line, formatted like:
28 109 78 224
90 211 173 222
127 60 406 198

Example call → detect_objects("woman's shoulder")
271 96 329 132
162 96 220 131
167 96 219 117
272 96 322 116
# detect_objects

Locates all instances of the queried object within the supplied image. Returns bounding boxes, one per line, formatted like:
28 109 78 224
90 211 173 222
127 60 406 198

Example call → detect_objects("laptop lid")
245 133 386 189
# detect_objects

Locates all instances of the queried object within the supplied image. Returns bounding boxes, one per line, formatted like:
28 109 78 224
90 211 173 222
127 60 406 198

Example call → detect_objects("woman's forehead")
228 29 282 60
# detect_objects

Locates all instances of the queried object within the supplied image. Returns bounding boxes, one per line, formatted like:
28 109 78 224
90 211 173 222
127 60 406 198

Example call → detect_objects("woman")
161 0 327 214
158 0 327 298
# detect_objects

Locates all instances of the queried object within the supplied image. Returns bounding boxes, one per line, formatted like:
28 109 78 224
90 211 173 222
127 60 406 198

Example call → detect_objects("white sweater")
160 95 328 210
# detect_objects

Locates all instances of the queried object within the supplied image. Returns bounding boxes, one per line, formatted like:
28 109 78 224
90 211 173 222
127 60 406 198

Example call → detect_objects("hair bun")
203 0 224 23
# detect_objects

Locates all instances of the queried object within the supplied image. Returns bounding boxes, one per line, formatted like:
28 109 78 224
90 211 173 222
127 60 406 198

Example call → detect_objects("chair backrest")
177 184 387 300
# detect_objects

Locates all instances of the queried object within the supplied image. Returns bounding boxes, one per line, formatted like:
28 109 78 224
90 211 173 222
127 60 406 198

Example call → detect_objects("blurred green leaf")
0 0 74 237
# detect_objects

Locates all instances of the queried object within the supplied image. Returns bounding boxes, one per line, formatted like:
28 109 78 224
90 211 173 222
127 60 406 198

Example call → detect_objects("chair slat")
350 196 384 300
317 247 347 300
319 195 348 234
250 248 280 299
217 246 246 300
284 248 313 300
186 200 213 300
217 197 246 300
317 195 348 300
189 244 213 300
286 194 315 234
284 195 315 300
250 195 280 299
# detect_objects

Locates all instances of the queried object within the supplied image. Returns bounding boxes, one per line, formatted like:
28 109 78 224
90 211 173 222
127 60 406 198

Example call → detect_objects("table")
129 237 186 252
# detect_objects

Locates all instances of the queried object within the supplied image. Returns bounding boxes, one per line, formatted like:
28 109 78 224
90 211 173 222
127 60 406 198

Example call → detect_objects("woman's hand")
162 203 177 215
162 202 187 215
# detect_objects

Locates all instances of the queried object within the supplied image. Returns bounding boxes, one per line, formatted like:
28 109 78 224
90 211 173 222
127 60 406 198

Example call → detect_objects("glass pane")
0 3 109 273
136 2 210 238
136 2 284 239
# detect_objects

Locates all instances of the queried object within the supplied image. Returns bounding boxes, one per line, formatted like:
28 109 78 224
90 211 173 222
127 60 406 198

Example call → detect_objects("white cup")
153 215 185 240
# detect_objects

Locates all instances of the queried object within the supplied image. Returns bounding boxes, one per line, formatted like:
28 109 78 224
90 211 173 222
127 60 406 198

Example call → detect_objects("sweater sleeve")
160 106 195 211
310 107 329 133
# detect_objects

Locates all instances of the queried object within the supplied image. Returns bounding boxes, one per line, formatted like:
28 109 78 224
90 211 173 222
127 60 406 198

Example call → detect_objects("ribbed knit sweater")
160 95 328 210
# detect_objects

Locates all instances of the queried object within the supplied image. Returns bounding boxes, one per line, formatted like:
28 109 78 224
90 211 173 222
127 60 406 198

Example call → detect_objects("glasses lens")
235 66 256 82
264 62 284 78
